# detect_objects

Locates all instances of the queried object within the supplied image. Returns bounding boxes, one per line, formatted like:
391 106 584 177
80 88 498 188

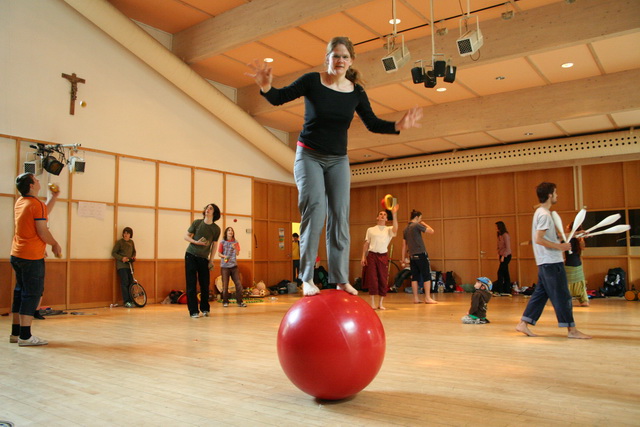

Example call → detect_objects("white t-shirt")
532 207 563 265
365 225 395 254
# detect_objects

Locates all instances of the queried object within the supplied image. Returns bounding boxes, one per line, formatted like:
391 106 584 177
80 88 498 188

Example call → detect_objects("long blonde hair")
326 36 364 87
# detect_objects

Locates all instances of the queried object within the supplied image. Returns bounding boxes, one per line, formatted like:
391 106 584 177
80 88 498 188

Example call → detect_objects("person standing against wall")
218 227 246 308
184 203 220 318
10 173 62 346
565 222 589 307
292 232 300 283
495 221 512 295
112 227 137 308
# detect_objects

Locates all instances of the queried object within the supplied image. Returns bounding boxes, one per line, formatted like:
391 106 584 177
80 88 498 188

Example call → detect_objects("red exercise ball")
277 290 386 400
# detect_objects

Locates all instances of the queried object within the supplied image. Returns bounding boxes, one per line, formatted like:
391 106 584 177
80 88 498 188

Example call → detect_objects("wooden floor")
1 292 639 427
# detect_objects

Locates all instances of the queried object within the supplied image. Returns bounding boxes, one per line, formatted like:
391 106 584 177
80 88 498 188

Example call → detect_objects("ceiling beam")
237 0 640 115
172 0 373 63
346 68 640 149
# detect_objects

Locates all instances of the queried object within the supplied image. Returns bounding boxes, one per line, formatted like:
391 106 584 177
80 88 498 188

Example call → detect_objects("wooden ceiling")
106 0 640 164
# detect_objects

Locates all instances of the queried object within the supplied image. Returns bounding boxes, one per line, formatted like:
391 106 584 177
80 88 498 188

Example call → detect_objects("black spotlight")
411 66 425 84
434 60 446 77
43 155 64 176
424 70 437 88
443 65 457 83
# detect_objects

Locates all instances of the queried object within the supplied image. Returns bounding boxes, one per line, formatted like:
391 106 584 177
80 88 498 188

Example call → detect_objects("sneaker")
237 302 247 307
190 313 200 318
18 335 48 346
124 302 135 308
223 303 229 307
10 335 18 343
202 311 209 317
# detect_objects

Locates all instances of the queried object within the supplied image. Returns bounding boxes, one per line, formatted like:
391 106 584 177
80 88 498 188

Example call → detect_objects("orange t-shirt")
11 196 48 260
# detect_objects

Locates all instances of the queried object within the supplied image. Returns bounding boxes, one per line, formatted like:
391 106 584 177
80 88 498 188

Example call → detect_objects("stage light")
43 155 64 176
68 156 86 174
424 71 437 88
381 35 410 73
457 13 483 56
443 65 457 83
434 60 446 77
411 66 425 84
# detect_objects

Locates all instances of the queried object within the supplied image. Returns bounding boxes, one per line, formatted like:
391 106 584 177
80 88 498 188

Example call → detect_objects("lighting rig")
381 0 411 73
25 143 85 176
410 0 457 89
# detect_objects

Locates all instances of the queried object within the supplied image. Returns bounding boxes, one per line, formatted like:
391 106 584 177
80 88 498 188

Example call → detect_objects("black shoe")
34 310 46 320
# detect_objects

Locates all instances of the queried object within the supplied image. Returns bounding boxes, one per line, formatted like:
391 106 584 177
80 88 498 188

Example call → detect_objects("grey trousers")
294 146 351 284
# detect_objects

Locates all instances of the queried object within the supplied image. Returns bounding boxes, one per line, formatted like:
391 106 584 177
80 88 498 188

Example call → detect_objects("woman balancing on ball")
246 36 423 296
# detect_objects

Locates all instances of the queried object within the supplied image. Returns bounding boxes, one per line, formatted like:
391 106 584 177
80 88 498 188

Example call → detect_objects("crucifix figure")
61 72 86 115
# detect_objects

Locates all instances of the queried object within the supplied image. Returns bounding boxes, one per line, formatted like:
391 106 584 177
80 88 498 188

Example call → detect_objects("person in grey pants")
247 36 422 296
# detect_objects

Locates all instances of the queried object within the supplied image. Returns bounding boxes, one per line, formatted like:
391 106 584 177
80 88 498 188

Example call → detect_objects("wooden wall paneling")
267 221 291 261
423 219 443 260
443 218 478 259
628 257 639 289
43 261 68 308
582 163 625 209
623 161 640 207
253 220 268 260
68 261 113 307
0 261 13 312
237 261 253 288
517 214 535 259
131 260 156 303
407 179 441 219
253 262 269 286
289 186 299 222
519 260 540 289
477 173 516 216
515 167 574 213
350 223 371 260
351 187 377 222
267 184 291 221
480 259 499 283
156 260 186 298
442 260 479 287
253 181 268 219
349 259 364 287
583 257 629 291
269 261 291 285
442 176 477 218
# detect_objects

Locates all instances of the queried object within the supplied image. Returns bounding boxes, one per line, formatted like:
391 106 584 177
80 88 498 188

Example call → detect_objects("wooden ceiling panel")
260 29 328 66
591 33 640 74
366 143 423 158
455 57 547 96
107 0 210 33
299 13 378 46
487 122 564 143
223 43 309 77
346 0 427 36
610 110 640 128
405 81 476 104
190 55 254 88
445 132 500 148
556 115 615 135
528 45 601 83
405 137 461 154
183 0 248 17
348 148 388 163
254 110 305 133
366 83 430 111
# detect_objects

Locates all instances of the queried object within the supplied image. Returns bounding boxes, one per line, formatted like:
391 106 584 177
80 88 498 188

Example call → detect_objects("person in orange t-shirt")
10 173 61 346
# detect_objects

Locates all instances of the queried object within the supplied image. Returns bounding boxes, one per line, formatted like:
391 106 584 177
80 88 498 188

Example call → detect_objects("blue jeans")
11 256 45 316
521 262 575 327
185 252 211 315
294 146 351 284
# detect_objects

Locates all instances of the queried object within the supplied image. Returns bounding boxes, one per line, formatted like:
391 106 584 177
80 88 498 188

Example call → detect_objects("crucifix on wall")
61 72 86 115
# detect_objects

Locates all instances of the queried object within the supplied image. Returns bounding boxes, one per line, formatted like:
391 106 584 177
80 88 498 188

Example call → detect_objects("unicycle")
128 262 147 307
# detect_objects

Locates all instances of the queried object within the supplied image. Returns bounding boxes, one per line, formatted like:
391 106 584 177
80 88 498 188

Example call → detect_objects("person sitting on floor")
461 277 493 324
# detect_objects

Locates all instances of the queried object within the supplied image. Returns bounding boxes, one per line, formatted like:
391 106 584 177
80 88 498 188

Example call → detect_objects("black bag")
444 271 456 293
431 271 442 292
600 267 626 297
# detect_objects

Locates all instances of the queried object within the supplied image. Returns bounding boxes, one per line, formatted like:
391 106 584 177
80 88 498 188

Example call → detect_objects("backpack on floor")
444 271 456 293
600 267 626 297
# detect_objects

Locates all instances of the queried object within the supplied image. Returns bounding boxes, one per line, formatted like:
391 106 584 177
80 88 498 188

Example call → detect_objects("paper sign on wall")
78 201 106 220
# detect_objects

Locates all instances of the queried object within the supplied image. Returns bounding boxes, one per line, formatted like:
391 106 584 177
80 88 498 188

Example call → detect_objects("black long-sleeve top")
261 72 399 155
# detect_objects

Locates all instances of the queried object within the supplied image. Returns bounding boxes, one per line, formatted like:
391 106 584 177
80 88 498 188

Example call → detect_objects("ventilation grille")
351 131 638 183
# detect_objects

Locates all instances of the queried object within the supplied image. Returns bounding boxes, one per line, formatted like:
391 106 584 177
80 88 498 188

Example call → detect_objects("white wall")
0 0 293 184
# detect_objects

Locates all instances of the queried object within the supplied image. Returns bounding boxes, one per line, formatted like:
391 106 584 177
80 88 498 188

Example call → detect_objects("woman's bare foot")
302 281 320 296
378 305 386 310
579 302 590 307
568 327 592 339
337 283 358 295
516 321 538 337
424 298 438 304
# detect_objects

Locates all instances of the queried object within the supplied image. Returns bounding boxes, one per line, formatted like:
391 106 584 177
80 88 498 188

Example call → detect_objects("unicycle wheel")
129 282 147 307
